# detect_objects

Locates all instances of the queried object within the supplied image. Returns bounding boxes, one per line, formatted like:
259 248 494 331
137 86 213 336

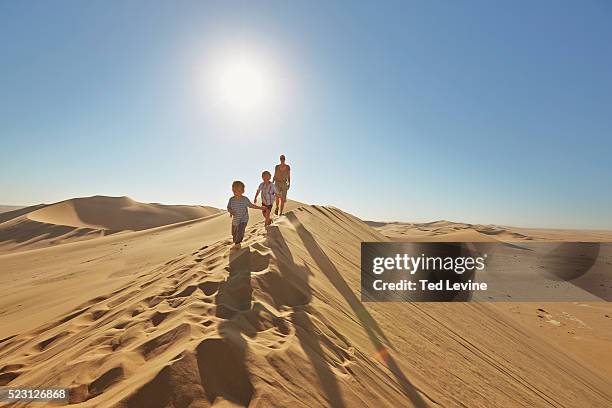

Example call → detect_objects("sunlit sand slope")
0 206 610 407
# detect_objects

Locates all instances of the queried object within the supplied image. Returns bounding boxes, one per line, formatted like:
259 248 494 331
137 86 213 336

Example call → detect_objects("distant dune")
0 196 222 253
0 205 24 214
367 220 612 242
0 198 610 407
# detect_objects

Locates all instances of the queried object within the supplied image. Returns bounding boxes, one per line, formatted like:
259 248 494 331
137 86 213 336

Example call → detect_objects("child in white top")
254 170 276 226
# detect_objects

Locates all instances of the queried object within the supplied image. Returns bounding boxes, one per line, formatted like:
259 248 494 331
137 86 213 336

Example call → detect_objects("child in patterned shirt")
227 180 264 247
254 170 276 226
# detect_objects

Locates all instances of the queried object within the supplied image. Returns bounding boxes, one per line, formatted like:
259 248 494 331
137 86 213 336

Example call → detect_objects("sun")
209 52 277 117
218 60 267 111
200 44 292 132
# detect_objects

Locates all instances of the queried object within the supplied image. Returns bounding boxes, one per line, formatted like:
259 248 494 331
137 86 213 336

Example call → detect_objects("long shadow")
285 212 430 408
124 248 255 408
216 247 254 318
267 226 347 408
201 247 254 406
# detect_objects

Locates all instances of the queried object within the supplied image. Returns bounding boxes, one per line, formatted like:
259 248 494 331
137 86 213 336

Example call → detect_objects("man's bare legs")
279 197 285 215
274 196 285 216
274 196 280 215
273 155 290 216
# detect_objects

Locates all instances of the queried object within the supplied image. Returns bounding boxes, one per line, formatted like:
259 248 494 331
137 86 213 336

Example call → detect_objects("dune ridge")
369 220 612 242
0 205 25 215
0 196 222 253
0 204 610 407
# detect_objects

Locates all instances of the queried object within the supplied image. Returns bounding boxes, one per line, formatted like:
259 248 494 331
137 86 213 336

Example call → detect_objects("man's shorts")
275 180 288 200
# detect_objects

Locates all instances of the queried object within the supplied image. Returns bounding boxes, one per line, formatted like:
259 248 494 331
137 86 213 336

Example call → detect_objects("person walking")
273 154 291 216
254 170 276 226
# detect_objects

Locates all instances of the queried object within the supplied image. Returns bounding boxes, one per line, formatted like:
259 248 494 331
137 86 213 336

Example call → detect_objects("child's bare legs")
263 206 272 226
231 222 247 246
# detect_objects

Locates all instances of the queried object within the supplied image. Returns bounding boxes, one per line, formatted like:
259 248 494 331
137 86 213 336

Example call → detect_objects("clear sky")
1 1 611 228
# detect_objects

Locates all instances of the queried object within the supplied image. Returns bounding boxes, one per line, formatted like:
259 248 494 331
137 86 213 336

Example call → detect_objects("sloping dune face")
0 196 221 253
27 196 221 231
0 205 24 214
0 206 610 407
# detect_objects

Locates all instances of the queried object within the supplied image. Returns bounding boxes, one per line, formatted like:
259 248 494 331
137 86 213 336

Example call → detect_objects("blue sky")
1 1 611 228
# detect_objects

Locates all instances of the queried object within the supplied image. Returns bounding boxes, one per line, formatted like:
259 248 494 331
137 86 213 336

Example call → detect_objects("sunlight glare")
208 51 278 119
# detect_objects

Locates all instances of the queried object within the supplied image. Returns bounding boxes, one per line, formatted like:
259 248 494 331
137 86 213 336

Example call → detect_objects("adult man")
273 154 291 215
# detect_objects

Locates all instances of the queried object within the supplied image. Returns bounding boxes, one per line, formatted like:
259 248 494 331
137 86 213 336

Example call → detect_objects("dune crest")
26 196 221 231
0 196 222 253
0 205 25 215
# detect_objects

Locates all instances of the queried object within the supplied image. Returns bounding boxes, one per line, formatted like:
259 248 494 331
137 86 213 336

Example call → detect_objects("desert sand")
0 196 221 254
0 197 610 407
367 220 612 243
0 207 24 215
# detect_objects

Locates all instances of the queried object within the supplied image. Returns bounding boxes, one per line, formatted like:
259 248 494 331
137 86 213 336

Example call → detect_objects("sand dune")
369 220 612 242
0 196 222 253
0 200 610 407
0 205 46 225
0 205 24 215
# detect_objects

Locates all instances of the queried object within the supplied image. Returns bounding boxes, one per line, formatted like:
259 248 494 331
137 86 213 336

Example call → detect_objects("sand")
0 197 610 407
367 220 612 243
0 206 24 214
0 196 222 254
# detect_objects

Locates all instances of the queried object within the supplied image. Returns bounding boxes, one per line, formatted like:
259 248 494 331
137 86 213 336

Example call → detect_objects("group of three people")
226 155 291 247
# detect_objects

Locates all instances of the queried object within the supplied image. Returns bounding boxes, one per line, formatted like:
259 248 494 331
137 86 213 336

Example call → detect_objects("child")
254 170 277 226
227 180 264 247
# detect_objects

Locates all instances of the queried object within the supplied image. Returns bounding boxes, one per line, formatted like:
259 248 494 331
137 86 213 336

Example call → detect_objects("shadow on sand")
193 210 432 407
268 212 427 408
206 246 254 406
267 225 347 408
268 213 430 408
